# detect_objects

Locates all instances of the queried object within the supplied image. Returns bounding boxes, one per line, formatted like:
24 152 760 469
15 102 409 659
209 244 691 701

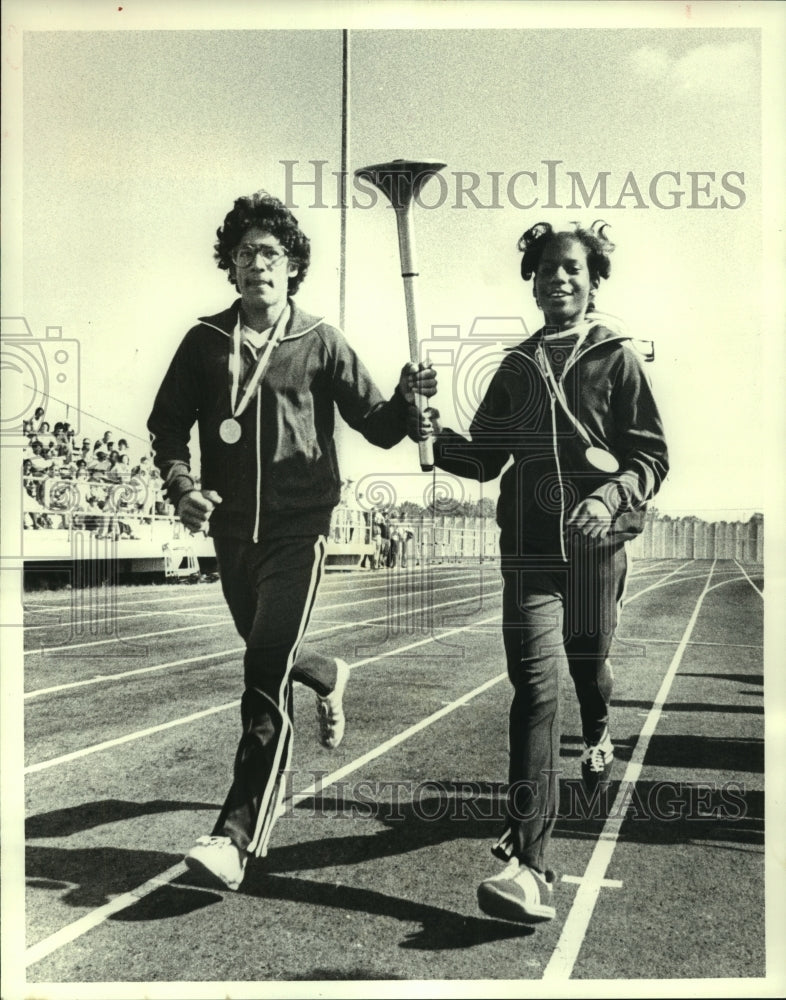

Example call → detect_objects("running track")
7 558 773 993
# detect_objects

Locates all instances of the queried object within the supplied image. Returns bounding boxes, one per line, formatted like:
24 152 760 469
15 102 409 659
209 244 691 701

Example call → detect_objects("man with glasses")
147 190 436 892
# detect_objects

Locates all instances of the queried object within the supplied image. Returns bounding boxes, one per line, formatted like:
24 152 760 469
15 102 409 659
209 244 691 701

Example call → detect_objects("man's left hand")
566 497 613 540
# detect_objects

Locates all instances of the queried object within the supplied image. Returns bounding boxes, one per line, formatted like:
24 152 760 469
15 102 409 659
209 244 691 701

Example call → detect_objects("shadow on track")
26 798 219 838
238 873 533 951
26 844 220 915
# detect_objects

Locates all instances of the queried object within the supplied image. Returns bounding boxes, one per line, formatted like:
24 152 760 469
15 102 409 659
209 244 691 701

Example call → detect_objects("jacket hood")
197 299 324 341
507 320 654 364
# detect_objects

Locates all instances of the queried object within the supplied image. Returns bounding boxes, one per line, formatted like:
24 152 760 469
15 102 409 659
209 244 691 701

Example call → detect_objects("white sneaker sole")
477 880 556 924
316 658 349 749
184 852 244 891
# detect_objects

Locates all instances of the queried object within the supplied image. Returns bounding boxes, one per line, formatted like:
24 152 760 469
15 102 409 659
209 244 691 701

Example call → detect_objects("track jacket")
147 299 410 541
433 323 669 558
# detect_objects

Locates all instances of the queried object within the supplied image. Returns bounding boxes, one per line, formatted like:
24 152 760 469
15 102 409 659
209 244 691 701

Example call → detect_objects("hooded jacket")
147 299 410 541
434 323 669 558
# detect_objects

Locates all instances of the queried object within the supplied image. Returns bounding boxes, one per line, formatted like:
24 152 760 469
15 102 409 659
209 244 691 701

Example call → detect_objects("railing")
21 479 764 567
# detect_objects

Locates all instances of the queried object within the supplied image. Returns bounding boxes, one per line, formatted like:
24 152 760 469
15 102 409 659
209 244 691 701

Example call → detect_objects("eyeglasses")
230 244 289 269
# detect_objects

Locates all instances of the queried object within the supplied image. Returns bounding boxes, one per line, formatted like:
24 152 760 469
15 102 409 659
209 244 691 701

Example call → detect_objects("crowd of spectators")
329 487 416 569
21 407 172 538
368 510 415 570
21 414 419 562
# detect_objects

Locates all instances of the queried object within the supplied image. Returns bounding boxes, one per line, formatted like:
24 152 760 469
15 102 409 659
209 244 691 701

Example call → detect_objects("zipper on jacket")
508 349 568 559
253 391 262 543
549 394 568 562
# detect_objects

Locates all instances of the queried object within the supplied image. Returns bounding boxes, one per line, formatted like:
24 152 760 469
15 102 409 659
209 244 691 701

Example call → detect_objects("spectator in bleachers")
27 440 51 474
69 467 94 530
88 450 110 474
389 518 402 569
132 455 151 478
29 407 45 434
113 453 133 482
41 465 70 528
89 471 109 537
23 477 51 529
376 511 391 568
370 515 383 570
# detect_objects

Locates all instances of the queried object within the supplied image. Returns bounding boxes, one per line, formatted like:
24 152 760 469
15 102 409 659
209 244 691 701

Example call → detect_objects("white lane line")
24 557 696 742
620 560 698 606
24 620 228 656
26 555 676 675
542 559 718 980
285 670 506 808
621 567 729 604
24 702 240 774
734 560 764 597
561 875 623 888
615 637 762 649
24 612 500 774
23 580 473 629
24 589 502 699
23 604 231 631
23 862 189 969
24 663 507 967
24 579 482 656
21 557 700 966
22 567 482 613
24 648 244 699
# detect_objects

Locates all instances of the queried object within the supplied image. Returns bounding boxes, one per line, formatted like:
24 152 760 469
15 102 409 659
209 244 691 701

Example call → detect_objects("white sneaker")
316 657 349 749
184 835 248 891
580 727 614 790
477 858 556 924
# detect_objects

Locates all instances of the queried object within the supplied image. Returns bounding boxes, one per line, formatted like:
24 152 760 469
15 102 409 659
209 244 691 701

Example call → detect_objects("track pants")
211 534 340 857
498 534 628 873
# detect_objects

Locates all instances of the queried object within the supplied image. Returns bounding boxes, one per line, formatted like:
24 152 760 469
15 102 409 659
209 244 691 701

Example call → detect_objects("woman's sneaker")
580 727 614 791
316 658 349 749
477 859 556 924
184 835 248 891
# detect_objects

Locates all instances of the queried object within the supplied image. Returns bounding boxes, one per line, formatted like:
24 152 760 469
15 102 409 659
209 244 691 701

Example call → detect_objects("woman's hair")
518 220 615 285
214 190 310 296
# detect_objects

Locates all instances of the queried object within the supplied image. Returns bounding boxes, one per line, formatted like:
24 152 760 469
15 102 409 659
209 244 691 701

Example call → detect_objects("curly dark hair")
518 220 615 287
214 190 310 296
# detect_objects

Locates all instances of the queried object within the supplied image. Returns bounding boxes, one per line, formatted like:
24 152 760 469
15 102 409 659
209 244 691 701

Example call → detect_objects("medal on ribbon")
221 306 289 444
219 418 242 444
537 337 620 475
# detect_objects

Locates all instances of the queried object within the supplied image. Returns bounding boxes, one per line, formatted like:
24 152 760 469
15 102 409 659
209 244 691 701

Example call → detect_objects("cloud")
629 45 671 82
628 41 757 102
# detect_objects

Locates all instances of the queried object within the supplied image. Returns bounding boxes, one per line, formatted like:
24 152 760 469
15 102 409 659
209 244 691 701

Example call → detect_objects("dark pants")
500 534 628 872
211 534 340 857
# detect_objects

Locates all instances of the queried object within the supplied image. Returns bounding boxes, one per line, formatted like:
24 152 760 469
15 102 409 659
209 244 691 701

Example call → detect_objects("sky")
2 3 782 525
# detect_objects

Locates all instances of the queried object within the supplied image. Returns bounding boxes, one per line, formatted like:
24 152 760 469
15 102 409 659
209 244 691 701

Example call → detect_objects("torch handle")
395 205 434 471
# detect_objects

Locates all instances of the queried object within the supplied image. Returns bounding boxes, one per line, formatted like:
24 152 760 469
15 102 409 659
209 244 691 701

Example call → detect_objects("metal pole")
339 29 350 332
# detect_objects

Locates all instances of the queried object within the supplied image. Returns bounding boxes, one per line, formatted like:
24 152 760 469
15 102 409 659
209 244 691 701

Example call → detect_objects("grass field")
8 557 775 996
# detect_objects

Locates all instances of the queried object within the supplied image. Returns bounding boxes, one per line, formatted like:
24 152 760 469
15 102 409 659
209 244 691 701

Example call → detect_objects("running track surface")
8 558 774 994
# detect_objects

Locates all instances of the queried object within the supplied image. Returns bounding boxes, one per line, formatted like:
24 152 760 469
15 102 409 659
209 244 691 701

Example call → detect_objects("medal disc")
585 446 619 473
219 418 242 444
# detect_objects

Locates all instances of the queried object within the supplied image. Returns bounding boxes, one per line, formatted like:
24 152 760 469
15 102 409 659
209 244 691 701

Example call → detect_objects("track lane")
21 559 763 983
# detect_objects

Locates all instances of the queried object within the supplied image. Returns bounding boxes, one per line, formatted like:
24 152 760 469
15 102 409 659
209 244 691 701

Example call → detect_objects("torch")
354 158 446 471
